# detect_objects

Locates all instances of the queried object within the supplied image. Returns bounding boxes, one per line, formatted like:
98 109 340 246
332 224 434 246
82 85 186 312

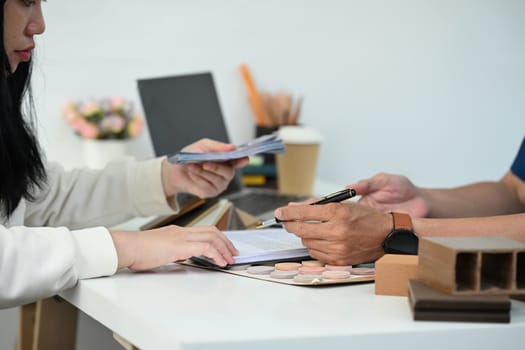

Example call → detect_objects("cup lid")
278 125 322 144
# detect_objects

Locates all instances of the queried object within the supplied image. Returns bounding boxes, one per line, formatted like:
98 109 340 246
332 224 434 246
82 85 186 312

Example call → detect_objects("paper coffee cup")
276 126 322 195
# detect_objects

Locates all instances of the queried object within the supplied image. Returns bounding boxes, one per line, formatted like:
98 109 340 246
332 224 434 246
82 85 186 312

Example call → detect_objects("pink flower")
127 115 144 138
109 96 126 111
81 101 102 116
80 124 99 139
62 97 142 140
63 110 79 125
62 103 79 125
73 118 99 139
100 114 126 133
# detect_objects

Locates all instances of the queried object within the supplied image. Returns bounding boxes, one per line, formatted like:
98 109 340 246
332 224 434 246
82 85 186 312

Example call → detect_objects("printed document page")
193 228 309 266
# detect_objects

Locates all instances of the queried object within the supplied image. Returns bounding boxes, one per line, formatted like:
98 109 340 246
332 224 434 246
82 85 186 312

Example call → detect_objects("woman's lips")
15 50 31 61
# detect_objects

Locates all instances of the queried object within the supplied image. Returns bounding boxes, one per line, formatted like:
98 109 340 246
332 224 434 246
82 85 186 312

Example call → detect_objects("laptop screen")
137 72 243 194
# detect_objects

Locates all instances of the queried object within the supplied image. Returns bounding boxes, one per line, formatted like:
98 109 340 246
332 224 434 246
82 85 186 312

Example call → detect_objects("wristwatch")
382 212 419 255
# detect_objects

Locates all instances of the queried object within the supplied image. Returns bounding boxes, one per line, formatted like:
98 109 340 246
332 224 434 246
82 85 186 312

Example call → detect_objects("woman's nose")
26 6 46 36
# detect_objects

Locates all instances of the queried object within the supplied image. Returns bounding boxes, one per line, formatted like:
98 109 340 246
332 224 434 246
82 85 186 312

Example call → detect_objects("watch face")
383 229 419 255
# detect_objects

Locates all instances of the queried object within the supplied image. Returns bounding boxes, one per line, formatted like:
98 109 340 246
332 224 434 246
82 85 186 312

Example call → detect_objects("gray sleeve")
25 158 178 229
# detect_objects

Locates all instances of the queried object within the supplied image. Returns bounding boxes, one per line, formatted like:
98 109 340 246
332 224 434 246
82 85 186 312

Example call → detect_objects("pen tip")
255 221 264 229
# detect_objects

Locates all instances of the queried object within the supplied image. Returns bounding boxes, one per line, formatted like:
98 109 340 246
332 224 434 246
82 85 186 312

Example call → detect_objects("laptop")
137 72 305 220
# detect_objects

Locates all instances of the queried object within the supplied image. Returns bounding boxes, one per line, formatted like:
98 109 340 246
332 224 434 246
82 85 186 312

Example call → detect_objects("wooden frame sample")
418 236 525 295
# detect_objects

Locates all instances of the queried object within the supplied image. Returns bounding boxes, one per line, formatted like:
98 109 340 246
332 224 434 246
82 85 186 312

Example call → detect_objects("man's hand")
349 173 429 218
275 202 392 265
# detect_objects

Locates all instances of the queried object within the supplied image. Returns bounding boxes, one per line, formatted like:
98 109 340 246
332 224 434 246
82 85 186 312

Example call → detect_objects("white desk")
58 179 525 350
60 265 525 350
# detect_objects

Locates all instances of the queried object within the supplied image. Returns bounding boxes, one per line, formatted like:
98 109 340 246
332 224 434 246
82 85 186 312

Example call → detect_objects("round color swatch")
301 260 325 267
229 264 252 271
298 266 325 275
321 270 351 280
270 270 298 279
349 267 375 275
247 266 274 275
324 264 353 271
293 274 323 283
275 262 302 271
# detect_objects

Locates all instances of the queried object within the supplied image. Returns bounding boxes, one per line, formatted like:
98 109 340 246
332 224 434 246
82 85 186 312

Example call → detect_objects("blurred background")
2 0 524 349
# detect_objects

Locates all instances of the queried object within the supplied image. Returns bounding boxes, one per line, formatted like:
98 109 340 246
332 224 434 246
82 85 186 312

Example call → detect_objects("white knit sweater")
0 157 176 308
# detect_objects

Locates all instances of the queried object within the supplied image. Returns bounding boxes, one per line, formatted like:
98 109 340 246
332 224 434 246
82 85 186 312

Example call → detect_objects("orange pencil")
290 96 303 125
239 64 272 126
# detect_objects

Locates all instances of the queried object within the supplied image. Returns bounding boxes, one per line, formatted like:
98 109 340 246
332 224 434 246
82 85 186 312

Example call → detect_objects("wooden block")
32 297 78 350
375 254 419 296
418 236 525 296
17 303 37 350
408 279 510 323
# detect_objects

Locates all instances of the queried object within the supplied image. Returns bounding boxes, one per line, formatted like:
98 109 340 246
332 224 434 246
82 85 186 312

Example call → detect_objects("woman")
1 0 247 308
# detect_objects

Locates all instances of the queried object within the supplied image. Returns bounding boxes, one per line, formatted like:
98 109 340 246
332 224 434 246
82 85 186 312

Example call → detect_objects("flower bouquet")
62 97 144 140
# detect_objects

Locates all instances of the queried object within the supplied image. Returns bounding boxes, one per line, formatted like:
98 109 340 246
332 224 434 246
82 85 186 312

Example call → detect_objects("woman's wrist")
161 158 180 197
109 230 137 269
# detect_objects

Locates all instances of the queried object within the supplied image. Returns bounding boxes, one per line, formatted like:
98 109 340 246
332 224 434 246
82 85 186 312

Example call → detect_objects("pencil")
239 64 272 126
290 95 303 125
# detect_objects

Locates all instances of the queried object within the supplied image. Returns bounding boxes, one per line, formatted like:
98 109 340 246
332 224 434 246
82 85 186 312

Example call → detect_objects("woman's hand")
162 138 248 198
110 225 238 269
348 173 429 218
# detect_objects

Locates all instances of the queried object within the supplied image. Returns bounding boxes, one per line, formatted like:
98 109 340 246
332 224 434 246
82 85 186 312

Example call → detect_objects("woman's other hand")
110 225 238 269
162 138 248 198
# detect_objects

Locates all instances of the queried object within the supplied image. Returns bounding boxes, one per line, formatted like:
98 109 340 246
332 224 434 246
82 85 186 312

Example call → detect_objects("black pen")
255 188 357 229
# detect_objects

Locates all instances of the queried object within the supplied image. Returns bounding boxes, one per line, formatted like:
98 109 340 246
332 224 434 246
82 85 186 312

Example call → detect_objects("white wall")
1 0 524 349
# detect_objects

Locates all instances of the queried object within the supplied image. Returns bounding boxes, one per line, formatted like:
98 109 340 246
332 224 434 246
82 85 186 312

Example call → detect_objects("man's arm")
420 171 525 218
276 202 525 266
414 212 525 244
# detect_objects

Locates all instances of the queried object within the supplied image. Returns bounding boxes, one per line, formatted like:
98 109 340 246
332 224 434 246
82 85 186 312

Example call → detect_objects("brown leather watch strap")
391 212 413 231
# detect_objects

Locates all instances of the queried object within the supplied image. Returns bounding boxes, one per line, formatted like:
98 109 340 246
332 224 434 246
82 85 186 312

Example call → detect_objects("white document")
192 228 309 266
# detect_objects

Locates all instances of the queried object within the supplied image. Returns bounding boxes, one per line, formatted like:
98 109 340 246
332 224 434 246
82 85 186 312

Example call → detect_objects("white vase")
82 139 128 169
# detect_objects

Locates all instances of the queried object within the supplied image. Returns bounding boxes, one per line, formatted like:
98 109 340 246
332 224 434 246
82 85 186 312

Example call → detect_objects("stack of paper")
168 133 285 164
192 228 309 266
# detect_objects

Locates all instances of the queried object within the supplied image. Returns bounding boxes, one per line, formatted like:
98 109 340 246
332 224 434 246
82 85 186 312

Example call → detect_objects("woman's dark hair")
0 1 47 218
